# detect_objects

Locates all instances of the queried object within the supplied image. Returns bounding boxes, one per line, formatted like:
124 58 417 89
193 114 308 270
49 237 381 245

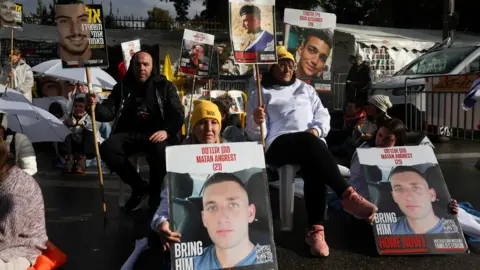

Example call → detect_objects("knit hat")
269 46 295 70
368 95 393 113
190 100 222 130
0 110 7 130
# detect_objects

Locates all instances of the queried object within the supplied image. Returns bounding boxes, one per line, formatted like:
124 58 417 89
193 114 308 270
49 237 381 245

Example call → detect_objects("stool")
118 153 146 207
276 164 351 232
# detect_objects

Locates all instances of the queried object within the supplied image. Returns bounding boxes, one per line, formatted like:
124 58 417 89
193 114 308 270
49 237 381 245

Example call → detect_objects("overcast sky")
16 0 205 19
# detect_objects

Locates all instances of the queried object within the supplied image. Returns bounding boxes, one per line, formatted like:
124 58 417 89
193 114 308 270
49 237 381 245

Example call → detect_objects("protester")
357 94 392 142
0 138 48 269
60 94 102 174
345 54 371 104
0 111 37 176
9 48 34 102
246 46 377 257
86 51 184 211
129 101 224 269
349 118 408 198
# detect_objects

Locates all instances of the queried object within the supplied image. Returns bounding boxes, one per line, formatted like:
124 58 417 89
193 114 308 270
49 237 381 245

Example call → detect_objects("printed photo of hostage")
55 2 109 68
229 0 276 64
0 1 22 29
166 143 278 270
283 9 336 80
179 29 215 77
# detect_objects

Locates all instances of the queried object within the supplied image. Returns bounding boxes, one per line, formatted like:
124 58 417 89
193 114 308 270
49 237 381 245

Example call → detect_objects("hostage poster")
229 0 277 64
0 1 22 29
357 146 468 255
166 142 278 270
283 9 336 91
121 39 141 70
180 29 215 77
55 3 109 68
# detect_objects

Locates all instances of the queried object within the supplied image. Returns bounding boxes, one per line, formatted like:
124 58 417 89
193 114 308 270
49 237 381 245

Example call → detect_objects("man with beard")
239 5 274 52
85 51 184 211
55 1 94 67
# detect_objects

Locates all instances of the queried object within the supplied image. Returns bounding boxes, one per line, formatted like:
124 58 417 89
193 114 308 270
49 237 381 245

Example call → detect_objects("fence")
403 74 480 140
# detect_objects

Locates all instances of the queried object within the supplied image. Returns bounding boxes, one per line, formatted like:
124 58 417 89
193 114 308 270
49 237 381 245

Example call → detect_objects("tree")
145 7 174 29
159 0 190 21
35 0 45 15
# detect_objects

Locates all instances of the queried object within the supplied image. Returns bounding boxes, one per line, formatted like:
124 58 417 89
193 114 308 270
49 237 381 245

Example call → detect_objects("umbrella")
33 96 72 118
0 99 71 143
0 86 30 103
32 59 117 90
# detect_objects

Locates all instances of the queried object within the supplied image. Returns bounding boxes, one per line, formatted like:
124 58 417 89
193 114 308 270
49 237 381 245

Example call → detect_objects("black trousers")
100 132 168 207
59 130 95 158
265 132 350 227
133 231 171 270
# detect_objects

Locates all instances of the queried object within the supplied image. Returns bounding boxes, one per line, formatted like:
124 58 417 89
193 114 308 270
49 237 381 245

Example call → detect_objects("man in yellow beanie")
185 100 223 144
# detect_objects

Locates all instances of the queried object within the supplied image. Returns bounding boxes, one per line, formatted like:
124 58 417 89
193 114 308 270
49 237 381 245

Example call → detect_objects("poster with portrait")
357 146 468 255
229 0 277 64
167 142 278 270
121 39 141 70
0 2 22 29
283 9 336 91
179 29 215 77
55 3 109 68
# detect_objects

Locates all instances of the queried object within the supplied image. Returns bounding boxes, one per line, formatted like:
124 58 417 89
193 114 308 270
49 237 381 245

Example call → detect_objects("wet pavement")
34 140 480 269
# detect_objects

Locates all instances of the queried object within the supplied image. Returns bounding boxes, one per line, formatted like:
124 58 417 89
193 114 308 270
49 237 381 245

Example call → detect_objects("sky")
16 0 205 19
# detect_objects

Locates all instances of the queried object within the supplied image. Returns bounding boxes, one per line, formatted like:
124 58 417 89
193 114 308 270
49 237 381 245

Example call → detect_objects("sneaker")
305 225 329 257
63 155 74 174
341 187 377 223
75 155 87 174
125 183 149 212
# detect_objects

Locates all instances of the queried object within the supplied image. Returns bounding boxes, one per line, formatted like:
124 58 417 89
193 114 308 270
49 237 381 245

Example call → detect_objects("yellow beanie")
269 45 295 70
190 100 222 130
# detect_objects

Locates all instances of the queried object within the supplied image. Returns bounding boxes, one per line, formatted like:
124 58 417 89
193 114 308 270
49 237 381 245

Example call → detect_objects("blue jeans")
99 122 111 139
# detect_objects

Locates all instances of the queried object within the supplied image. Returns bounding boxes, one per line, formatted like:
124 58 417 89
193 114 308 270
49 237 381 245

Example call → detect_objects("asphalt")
33 140 480 270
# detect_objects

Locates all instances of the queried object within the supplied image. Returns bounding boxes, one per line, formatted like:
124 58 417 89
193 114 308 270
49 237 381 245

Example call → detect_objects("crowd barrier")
403 74 480 140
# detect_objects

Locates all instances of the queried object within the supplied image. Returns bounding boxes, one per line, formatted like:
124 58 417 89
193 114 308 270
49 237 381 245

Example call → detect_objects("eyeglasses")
277 61 296 72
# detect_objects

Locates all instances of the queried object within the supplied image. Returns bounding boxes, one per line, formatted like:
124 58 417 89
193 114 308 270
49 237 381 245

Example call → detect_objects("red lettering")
379 236 402 249
401 236 425 249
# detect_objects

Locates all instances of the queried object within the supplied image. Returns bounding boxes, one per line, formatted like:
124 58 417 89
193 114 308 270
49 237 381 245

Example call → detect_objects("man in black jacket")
86 51 184 211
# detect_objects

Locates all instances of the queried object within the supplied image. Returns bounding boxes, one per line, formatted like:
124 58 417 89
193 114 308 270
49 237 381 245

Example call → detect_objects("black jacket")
93 74 184 140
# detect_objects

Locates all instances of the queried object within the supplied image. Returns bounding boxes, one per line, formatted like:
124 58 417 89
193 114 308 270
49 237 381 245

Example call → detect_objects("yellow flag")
163 53 174 82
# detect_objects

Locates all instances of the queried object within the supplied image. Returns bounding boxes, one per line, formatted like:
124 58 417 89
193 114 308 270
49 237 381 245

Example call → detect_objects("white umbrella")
0 100 71 143
32 59 117 90
33 96 72 117
0 86 30 103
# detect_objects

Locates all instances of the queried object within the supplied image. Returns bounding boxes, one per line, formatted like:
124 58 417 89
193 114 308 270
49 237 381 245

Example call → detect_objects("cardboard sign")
179 29 215 77
121 39 141 70
0 2 22 29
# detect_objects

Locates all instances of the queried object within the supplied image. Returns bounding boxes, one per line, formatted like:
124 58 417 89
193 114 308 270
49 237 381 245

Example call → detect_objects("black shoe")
125 183 149 212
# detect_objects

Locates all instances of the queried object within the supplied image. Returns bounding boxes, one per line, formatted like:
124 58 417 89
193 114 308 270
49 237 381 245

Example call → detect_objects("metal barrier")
332 73 348 110
403 74 480 140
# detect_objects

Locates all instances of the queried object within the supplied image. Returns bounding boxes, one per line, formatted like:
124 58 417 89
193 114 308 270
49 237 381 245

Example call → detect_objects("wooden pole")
9 29 14 89
85 67 107 217
255 64 265 146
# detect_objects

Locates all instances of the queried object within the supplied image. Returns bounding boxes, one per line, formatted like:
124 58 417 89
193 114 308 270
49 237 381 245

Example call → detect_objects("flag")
163 53 174 82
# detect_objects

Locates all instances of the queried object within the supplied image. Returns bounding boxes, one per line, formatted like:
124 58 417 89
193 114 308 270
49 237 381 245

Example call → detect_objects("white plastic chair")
277 164 350 232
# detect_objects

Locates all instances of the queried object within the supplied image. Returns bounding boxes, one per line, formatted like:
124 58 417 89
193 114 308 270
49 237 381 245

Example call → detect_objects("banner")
167 142 278 270
0 2 22 29
121 39 141 70
179 29 215 77
55 3 109 68
357 146 468 255
229 0 277 64
284 9 336 89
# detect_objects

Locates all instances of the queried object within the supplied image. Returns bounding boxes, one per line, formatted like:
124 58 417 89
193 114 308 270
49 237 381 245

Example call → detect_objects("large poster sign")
0 1 22 29
121 39 141 70
180 29 215 77
167 142 278 270
229 0 277 64
55 3 109 68
283 9 336 90
357 146 468 255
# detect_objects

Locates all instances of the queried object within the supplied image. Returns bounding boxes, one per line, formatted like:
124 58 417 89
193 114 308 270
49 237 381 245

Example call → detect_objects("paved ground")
34 140 480 269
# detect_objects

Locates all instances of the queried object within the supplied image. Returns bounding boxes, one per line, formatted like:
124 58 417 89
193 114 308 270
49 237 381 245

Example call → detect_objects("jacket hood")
123 51 161 86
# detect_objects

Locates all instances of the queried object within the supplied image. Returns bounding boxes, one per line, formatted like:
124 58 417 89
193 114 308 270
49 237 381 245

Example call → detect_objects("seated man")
0 110 37 176
86 51 184 211
59 94 102 174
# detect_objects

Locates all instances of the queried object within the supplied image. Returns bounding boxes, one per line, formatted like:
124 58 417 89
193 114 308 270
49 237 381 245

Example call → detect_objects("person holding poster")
9 48 34 102
284 9 336 80
229 0 276 63
56 1 108 68
246 46 377 257
179 29 214 77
